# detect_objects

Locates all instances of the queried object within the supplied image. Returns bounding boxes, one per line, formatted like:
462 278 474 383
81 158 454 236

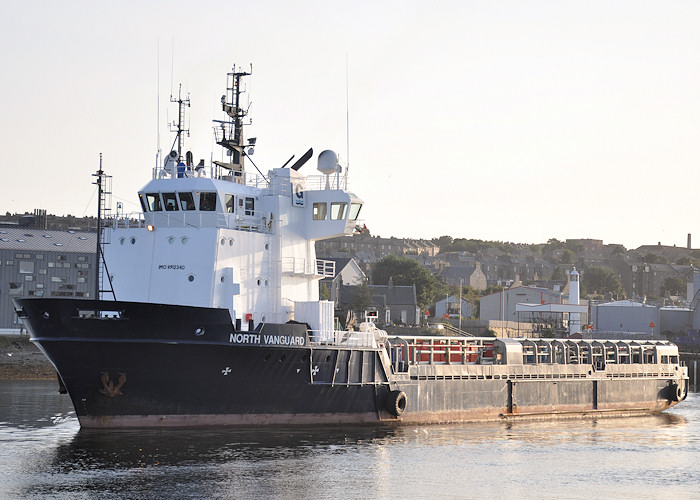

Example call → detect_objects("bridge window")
330 202 347 220
178 192 195 211
225 194 235 213
313 203 327 220
146 193 162 211
163 192 179 211
349 202 362 221
139 194 148 212
199 192 217 211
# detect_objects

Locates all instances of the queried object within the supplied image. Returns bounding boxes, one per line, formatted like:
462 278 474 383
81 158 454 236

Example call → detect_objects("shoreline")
0 336 55 380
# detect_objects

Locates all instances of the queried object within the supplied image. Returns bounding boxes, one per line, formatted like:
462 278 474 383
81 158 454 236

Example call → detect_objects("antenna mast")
213 65 254 182
169 84 190 162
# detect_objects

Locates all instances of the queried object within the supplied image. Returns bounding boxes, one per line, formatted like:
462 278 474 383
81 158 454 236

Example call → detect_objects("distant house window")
51 277 67 283
78 256 87 262
57 255 67 261
199 192 217 211
36 254 44 260
5 260 14 266
24 275 33 282
330 202 347 220
313 203 327 220
36 283 44 289
39 269 47 275
19 261 35 274
77 277 86 283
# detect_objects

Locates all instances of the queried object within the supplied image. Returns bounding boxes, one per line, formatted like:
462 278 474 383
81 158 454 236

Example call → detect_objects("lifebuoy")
386 390 407 417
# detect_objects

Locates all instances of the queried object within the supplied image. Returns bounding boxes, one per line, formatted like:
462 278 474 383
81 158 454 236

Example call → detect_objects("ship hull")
14 298 687 428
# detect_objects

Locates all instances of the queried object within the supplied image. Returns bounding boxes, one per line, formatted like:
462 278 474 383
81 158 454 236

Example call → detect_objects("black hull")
13 298 688 428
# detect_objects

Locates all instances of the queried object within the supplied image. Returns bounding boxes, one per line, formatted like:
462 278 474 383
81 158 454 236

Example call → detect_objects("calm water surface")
1 380 699 499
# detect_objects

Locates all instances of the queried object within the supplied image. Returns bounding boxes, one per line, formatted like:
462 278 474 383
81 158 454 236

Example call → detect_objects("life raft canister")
386 390 407 417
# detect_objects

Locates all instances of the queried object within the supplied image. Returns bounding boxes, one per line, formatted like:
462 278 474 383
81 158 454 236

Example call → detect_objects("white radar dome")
317 150 338 175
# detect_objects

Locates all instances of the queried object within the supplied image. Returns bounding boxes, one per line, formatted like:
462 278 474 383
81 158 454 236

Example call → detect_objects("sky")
3 1 700 250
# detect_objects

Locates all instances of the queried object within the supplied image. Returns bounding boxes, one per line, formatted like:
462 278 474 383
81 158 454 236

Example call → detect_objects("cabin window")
313 203 327 220
163 192 179 211
199 192 217 211
178 192 196 211
146 193 162 211
349 202 362 221
330 202 347 220
225 194 235 213
139 194 148 212
244 197 255 216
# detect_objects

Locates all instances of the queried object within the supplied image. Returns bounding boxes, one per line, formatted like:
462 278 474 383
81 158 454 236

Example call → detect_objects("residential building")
0 228 96 332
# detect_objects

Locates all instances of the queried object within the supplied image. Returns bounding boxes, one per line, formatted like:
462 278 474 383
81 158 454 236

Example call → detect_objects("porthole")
194 327 205 336
229 239 234 246
119 237 125 245
130 237 136 245
264 353 271 361
264 243 269 250
181 237 189 245
279 354 287 363
220 238 226 246
168 236 175 244
42 311 50 319
220 275 225 283
261 315 266 322
257 279 261 286
301 354 308 362
264 279 269 287
187 274 195 282
325 355 331 362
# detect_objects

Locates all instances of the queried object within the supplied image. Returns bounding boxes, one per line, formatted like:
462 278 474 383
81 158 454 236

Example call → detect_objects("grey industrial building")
0 227 96 333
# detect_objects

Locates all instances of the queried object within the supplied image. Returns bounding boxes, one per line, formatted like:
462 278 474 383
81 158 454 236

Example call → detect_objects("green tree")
661 276 685 296
643 253 667 264
349 279 373 314
320 282 330 300
581 266 623 296
372 255 443 310
559 249 575 264
551 266 565 281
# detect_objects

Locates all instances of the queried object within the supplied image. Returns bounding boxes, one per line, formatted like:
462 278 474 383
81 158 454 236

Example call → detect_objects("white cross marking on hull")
222 367 231 375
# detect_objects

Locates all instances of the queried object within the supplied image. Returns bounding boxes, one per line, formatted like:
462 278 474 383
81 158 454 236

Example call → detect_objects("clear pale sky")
3 1 700 250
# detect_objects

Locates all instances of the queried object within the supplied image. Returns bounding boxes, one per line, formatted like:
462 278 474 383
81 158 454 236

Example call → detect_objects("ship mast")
169 84 190 163
213 65 255 182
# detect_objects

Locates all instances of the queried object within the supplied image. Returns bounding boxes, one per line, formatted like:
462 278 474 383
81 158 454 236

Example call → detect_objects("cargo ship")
14 67 688 428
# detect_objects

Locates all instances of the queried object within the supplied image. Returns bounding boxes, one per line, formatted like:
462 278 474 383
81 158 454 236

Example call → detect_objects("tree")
661 276 685 297
320 283 330 300
372 255 444 310
551 266 565 281
349 279 373 314
581 267 623 297
559 249 575 264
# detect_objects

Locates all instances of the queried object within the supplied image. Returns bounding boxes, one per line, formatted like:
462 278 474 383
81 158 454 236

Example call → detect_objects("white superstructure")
102 67 363 329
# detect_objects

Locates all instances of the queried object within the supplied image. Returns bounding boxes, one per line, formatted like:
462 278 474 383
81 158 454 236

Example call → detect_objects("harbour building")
0 227 96 333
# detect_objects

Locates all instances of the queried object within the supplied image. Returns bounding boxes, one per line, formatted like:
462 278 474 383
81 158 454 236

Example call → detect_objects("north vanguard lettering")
229 333 306 346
